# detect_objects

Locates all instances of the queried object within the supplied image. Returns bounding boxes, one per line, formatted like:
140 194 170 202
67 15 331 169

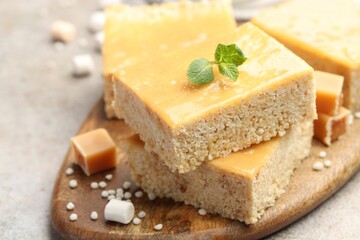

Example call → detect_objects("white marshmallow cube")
104 199 134 224
72 54 95 77
51 20 76 43
89 11 106 33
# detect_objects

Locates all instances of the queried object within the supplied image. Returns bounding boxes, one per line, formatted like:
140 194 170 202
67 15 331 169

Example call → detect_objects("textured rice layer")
115 75 316 173
126 120 313 224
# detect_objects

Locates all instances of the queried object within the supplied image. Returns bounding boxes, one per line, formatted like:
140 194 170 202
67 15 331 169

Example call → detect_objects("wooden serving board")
51 100 360 240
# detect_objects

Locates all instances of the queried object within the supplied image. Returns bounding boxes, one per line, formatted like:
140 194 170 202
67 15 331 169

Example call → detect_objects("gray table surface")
0 0 359 239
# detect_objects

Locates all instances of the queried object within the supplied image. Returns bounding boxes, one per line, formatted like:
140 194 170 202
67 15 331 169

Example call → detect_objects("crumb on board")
65 167 74 176
69 179 78 189
148 192 156 201
91 211 98 221
133 217 141 225
124 192 132 199
66 202 75 211
154 224 163 231
105 174 113 181
324 160 332 168
90 182 99 189
318 151 327 158
312 161 324 171
101 190 109 198
198 208 207 216
99 181 107 188
69 213 78 221
138 211 146 219
135 191 143 198
123 181 131 190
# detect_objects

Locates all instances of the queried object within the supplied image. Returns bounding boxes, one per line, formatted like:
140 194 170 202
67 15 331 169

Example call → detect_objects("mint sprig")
218 62 239 81
187 58 214 85
187 43 247 84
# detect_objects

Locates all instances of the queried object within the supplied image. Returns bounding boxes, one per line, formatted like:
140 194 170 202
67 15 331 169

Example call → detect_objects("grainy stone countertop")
0 1 359 239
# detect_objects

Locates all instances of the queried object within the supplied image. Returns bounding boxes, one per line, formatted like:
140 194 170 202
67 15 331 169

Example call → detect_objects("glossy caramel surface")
129 134 279 179
103 0 236 78
210 137 279 179
252 0 360 69
114 23 313 127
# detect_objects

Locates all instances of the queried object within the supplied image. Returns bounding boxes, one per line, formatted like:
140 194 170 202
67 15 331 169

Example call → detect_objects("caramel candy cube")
71 128 116 176
314 107 351 146
315 71 344 116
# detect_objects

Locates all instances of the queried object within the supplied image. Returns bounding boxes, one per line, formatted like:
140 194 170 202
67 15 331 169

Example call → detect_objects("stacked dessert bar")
102 0 236 118
108 15 317 223
252 0 360 145
101 0 317 224
252 0 360 111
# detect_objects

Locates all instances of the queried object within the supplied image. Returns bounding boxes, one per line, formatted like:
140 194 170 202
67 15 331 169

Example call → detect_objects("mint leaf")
214 44 228 64
226 44 247 66
187 58 214 84
215 43 246 66
218 62 238 81
187 43 247 84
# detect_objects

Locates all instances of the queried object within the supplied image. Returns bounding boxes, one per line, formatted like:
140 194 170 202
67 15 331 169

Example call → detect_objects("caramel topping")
103 0 236 78
114 23 313 127
252 0 360 69
210 138 279 179
129 134 279 179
